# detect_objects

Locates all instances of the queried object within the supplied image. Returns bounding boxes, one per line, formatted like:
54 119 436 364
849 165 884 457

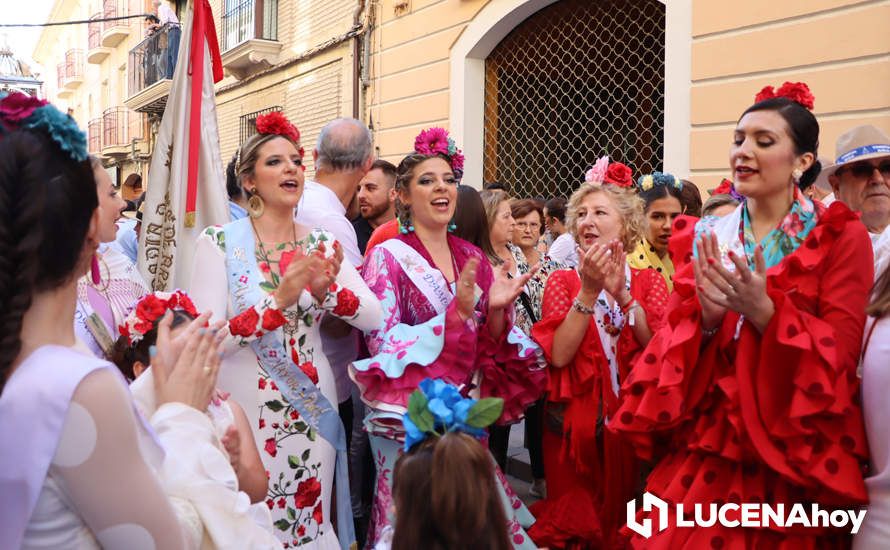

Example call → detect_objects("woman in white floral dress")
189 112 381 550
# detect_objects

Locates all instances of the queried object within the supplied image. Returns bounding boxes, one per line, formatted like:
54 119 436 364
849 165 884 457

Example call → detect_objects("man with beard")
352 159 397 254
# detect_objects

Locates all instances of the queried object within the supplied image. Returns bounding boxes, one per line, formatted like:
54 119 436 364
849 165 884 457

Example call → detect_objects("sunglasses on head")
837 160 890 179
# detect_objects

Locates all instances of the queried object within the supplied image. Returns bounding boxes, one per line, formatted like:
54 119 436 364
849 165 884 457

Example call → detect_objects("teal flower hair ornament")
402 378 504 452
0 91 87 162
635 171 682 193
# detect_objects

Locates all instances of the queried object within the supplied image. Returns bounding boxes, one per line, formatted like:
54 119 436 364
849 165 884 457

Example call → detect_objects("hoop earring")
792 168 803 185
448 221 457 233
248 193 265 218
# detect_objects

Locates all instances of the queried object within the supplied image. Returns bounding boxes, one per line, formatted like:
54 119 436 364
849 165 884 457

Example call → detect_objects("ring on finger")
203 366 212 375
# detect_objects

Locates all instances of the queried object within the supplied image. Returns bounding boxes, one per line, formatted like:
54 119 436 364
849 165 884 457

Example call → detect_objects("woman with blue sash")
349 128 547 549
189 112 381 549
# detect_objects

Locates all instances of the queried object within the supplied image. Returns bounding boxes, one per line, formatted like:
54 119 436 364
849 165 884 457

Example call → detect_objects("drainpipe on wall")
352 0 372 120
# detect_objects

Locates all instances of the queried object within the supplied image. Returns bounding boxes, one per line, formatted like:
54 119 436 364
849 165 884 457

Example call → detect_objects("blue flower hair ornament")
636 171 683 193
402 378 504 452
0 91 88 163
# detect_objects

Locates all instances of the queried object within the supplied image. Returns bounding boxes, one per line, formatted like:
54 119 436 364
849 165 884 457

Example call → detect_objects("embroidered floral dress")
610 198 873 548
189 224 382 549
348 232 547 549
508 244 563 335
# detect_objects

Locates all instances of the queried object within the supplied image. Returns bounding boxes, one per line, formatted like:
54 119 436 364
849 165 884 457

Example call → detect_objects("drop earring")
247 192 265 218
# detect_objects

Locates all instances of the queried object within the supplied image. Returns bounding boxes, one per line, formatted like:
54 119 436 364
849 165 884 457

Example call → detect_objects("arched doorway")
481 0 666 198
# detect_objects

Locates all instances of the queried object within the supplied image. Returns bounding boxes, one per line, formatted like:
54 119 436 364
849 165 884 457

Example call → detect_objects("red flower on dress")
332 288 360 317
262 308 286 331
297 525 306 537
294 477 322 508
277 497 286 509
0 93 47 123
290 410 299 420
279 247 304 275
259 418 266 429
259 261 271 273
603 162 633 188
264 437 277 457
230 307 259 337
259 377 267 390
312 501 323 525
255 111 302 147
299 361 319 384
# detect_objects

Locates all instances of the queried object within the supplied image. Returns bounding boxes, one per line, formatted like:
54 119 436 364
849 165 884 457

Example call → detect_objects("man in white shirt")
295 118 373 537
152 0 180 79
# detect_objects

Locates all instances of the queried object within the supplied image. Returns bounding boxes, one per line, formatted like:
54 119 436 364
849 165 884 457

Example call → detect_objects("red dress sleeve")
610 204 872 503
668 214 698 273
616 267 671 381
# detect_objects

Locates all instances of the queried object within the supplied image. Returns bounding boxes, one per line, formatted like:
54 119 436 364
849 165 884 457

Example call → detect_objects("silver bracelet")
572 297 597 315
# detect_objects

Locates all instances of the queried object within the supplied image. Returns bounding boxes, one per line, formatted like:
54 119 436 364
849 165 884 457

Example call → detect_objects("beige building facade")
35 0 890 198
34 0 152 193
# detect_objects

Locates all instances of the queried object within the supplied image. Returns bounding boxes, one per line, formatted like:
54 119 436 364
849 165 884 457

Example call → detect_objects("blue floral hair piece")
635 171 683 193
402 378 504 452
0 91 88 162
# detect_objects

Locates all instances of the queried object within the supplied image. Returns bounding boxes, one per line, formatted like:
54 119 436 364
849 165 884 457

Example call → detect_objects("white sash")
377 239 453 314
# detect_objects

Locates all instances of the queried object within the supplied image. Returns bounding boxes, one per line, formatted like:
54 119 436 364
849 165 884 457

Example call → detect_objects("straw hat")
816 125 890 190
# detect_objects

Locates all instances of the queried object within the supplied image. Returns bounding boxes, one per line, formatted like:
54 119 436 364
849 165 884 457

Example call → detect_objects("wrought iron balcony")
87 15 112 64
88 118 102 154
125 23 180 114
220 0 281 80
102 106 145 157
56 50 84 92
101 0 131 48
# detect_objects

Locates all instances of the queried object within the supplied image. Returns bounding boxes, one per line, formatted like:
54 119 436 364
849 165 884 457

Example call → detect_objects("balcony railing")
102 107 144 152
220 0 281 79
55 50 84 92
88 118 102 154
87 15 112 64
89 16 102 50
126 23 180 112
101 0 131 47
222 0 278 51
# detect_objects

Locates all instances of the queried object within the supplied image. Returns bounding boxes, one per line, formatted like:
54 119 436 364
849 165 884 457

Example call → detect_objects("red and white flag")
138 0 227 290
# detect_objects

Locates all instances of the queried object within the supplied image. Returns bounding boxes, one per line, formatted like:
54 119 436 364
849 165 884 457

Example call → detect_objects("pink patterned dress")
350 233 547 549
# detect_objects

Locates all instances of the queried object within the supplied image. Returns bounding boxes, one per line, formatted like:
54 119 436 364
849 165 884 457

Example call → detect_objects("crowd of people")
1 78 889 550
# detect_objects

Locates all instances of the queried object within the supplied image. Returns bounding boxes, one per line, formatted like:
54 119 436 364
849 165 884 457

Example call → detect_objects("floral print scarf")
738 188 822 269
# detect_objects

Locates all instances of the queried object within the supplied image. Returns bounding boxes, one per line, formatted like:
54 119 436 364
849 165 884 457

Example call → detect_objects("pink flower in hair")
451 151 464 173
414 127 450 156
585 155 610 184
0 93 47 124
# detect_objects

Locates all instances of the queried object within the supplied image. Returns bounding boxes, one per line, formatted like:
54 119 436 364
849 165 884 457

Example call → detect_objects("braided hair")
0 131 97 393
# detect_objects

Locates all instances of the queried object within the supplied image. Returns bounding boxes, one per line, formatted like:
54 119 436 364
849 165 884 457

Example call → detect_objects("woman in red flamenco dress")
610 83 873 549
528 165 671 549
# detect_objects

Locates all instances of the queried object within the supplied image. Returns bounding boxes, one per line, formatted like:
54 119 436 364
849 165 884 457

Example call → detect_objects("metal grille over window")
483 0 665 199
240 105 283 143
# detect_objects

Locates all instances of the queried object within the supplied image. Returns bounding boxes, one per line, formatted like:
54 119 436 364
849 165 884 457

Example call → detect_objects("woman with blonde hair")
529 160 666 549
189 111 382 548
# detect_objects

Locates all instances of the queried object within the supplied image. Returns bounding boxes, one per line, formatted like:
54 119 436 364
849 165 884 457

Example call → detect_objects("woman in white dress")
0 93 273 548
189 112 381 550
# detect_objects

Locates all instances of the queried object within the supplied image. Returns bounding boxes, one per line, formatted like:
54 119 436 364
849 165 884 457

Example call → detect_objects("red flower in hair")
603 162 633 188
713 178 734 195
755 85 776 104
135 294 167 323
755 82 814 110
775 82 815 110
255 111 301 147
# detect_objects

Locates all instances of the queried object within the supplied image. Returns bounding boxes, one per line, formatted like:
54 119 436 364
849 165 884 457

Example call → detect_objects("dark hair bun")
798 159 821 190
